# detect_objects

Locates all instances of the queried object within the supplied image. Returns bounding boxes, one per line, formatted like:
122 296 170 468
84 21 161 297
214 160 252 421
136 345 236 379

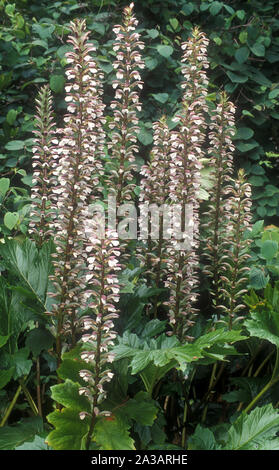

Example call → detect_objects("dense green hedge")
1 0 279 234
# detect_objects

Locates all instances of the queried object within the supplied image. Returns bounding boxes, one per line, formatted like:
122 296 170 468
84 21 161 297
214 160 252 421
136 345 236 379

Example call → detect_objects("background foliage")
1 0 279 451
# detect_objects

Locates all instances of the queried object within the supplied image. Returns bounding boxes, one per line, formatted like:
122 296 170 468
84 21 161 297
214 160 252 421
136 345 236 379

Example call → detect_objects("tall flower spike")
202 92 236 315
164 28 209 341
29 85 57 246
107 2 145 207
138 116 172 315
78 214 121 449
218 169 252 329
48 19 105 365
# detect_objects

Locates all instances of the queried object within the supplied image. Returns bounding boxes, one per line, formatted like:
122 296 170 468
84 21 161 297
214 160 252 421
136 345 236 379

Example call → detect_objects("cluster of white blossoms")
78 214 121 419
29 85 57 246
164 28 210 341
107 2 145 206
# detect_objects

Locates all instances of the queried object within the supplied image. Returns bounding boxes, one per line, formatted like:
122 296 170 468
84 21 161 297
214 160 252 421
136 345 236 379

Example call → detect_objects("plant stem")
36 357 43 417
19 378 39 416
181 399 188 448
243 348 279 414
0 384 22 427
202 362 218 423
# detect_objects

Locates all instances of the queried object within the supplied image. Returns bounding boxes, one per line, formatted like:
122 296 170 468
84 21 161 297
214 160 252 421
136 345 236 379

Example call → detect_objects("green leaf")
4 212 19 230
50 379 91 413
209 1 223 16
25 327 54 357
0 367 15 390
169 18 179 31
239 31 248 44
0 417 44 450
0 178 10 198
0 335 10 349
0 239 53 307
116 391 158 426
261 240 278 260
49 74 65 94
225 405 279 450
138 129 153 146
12 348 32 380
156 45 173 58
93 415 135 450
188 424 220 450
234 127 254 140
269 88 279 99
5 140 25 151
146 29 159 39
236 9 245 20
32 23 55 40
181 3 194 15
250 43 265 57
15 435 49 450
236 140 259 152
226 71 248 83
249 267 269 290
6 109 17 125
235 46 250 64
151 93 169 104
46 408 89 450
144 56 158 70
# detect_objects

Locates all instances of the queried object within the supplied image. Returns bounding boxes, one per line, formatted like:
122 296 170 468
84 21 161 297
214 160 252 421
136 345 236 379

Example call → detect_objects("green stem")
243 348 279 414
0 384 22 427
181 400 188 449
19 378 39 416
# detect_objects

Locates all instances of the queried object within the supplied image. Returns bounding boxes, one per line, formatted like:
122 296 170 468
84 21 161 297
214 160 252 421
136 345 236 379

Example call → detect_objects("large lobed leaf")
225 404 279 450
0 238 54 307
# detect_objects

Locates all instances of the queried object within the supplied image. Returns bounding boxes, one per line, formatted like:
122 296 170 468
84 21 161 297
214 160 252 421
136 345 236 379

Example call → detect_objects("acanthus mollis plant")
47 19 106 367
74 216 121 449
107 2 144 208
218 169 252 329
202 92 236 316
29 85 57 247
137 116 172 315
164 28 209 342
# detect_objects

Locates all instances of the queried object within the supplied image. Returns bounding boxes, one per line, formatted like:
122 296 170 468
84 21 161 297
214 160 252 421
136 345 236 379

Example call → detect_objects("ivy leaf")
225 405 279 450
93 415 135 450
